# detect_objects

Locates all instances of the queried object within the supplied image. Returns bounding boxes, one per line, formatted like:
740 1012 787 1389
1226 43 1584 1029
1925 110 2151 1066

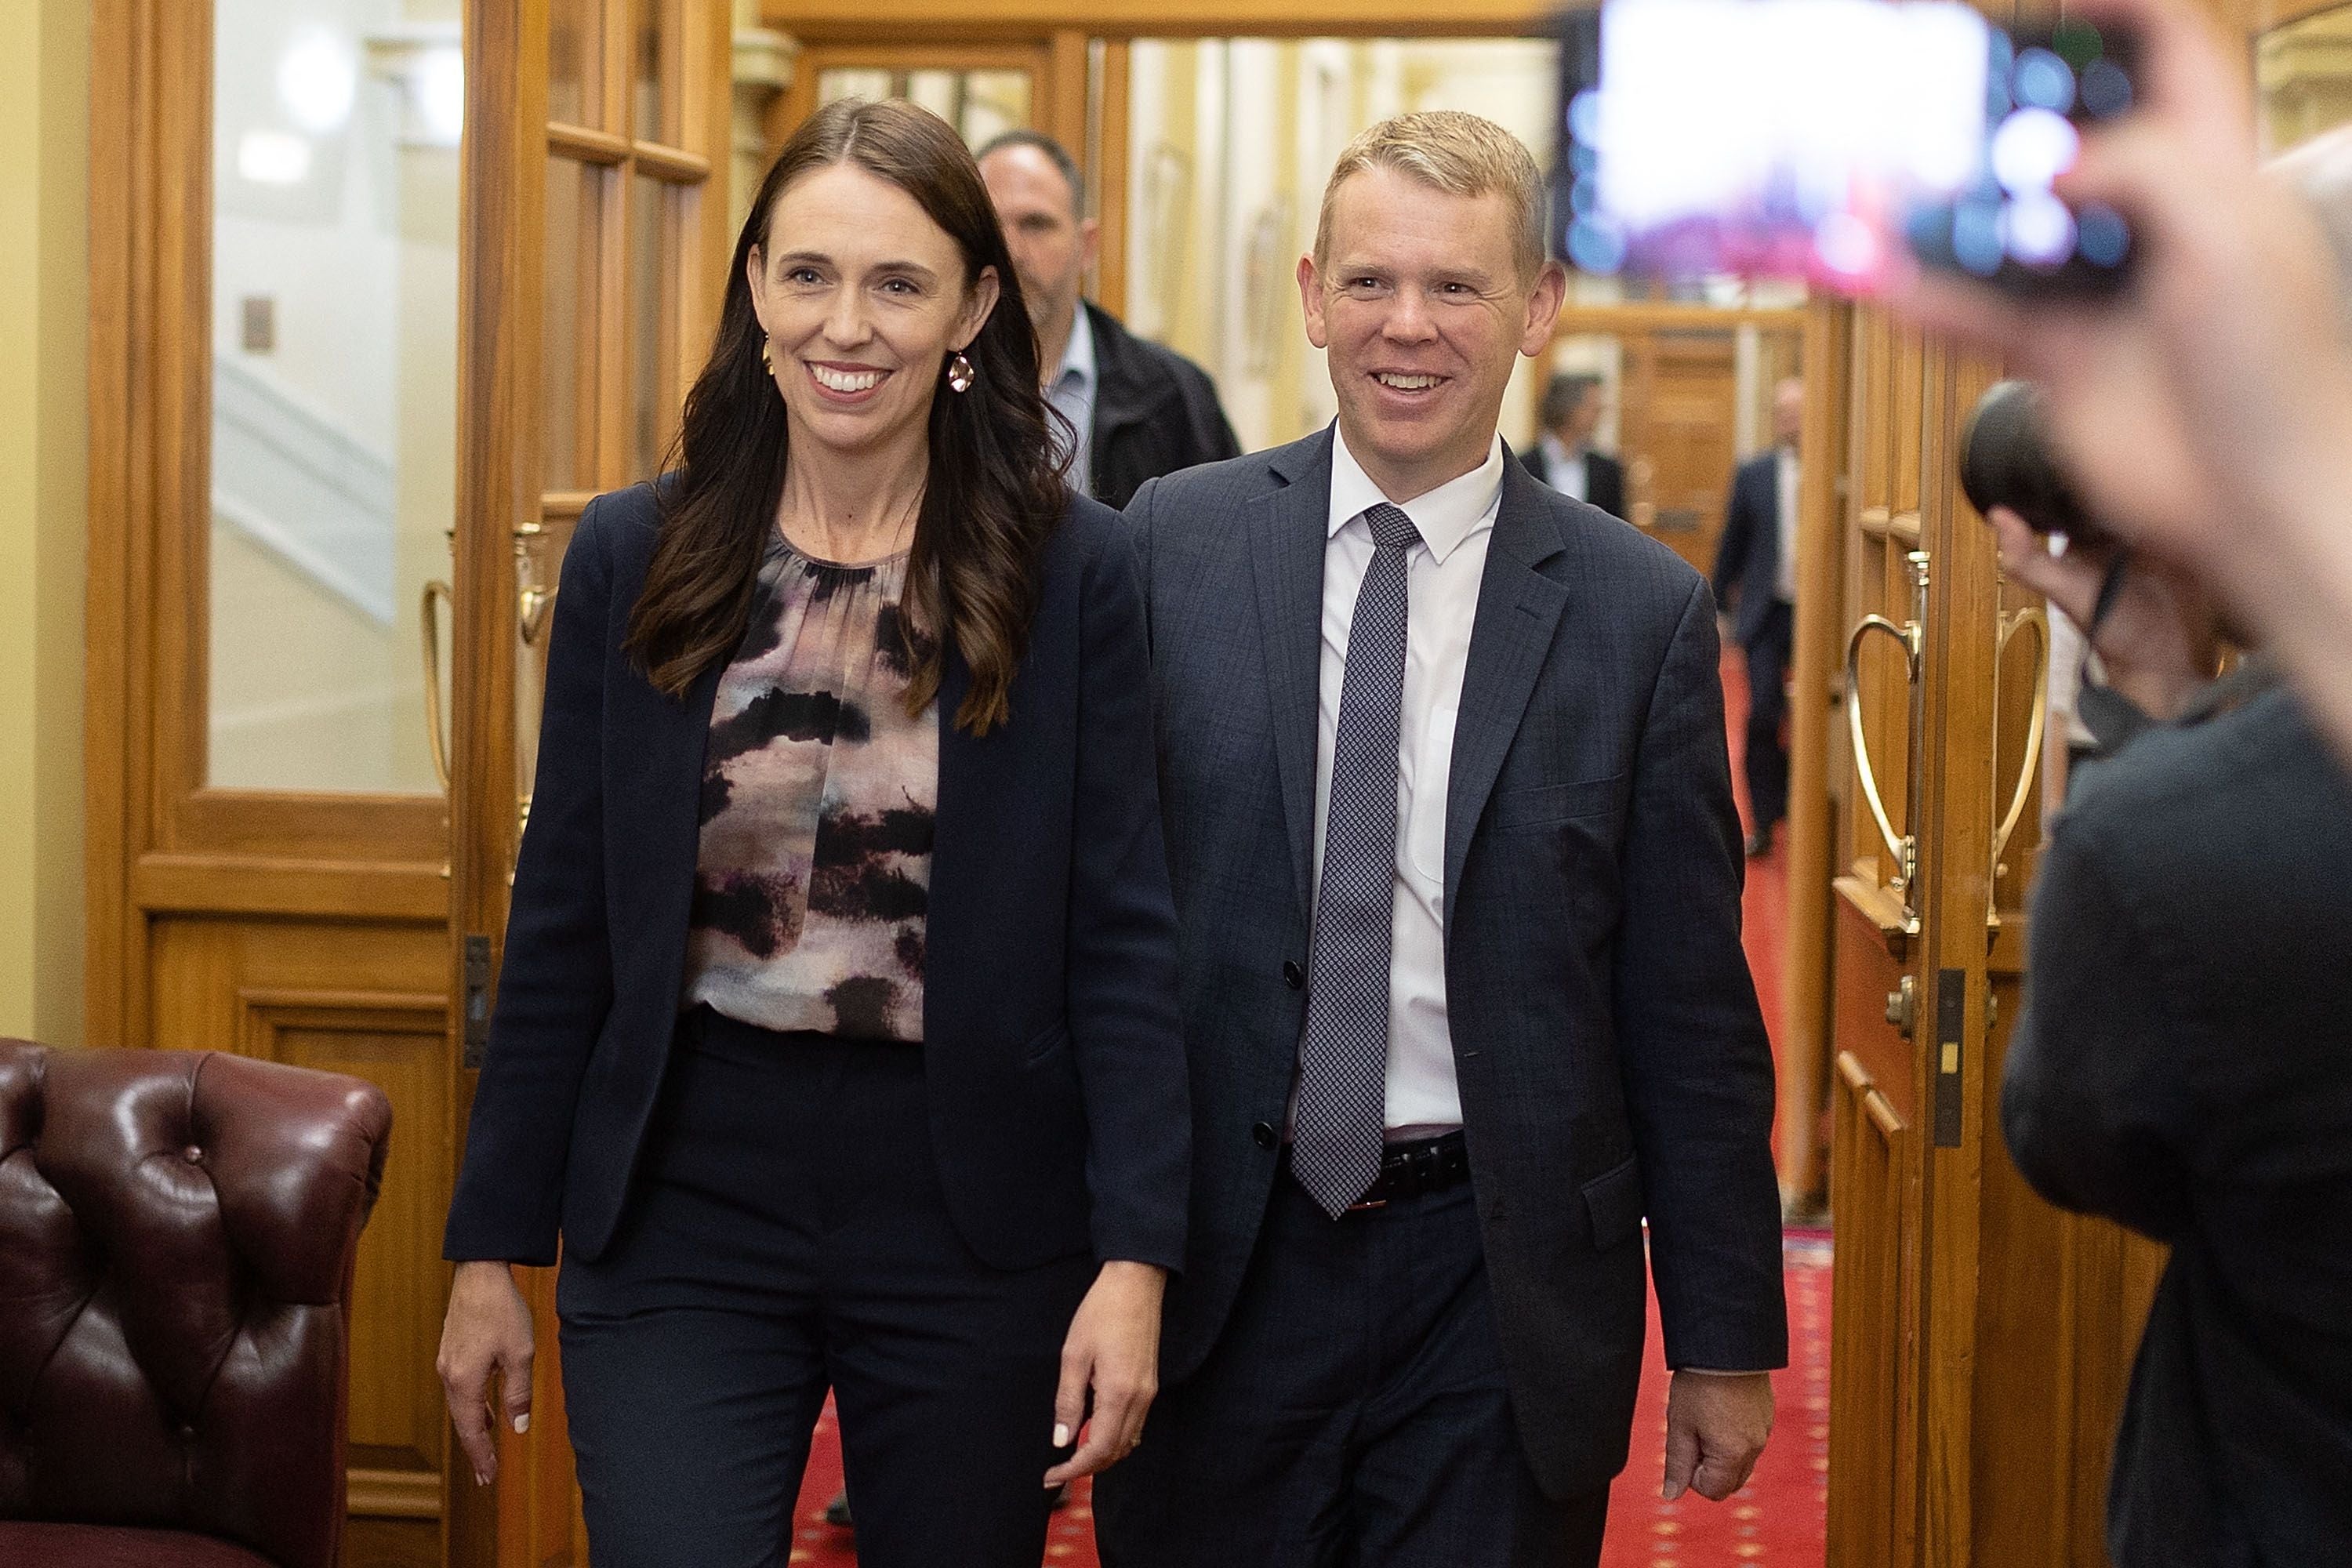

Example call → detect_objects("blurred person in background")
1709 377 1806 857
1904 0 2352 1559
1523 370 1626 520
977 130 1241 507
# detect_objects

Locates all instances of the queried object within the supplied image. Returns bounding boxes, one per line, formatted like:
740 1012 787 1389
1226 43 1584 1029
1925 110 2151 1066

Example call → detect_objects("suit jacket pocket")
1022 1019 1073 1067
1490 773 1628 831
1581 1154 1646 1250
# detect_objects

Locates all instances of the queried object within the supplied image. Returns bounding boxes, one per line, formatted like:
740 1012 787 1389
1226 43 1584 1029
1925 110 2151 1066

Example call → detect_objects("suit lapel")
1444 460 1571 906
1250 432 1336 918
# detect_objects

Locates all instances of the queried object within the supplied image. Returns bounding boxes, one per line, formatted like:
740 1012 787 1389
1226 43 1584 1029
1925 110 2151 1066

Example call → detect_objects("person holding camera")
1911 1 2352 1551
1900 0 2352 774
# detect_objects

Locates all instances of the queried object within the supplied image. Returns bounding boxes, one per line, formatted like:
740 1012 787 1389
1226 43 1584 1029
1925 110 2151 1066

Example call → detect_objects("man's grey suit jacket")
1126 427 1788 1500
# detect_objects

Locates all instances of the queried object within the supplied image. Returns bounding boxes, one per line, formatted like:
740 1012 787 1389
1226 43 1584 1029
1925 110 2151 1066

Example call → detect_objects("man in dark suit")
1981 502 2352 1567
1523 370 1626 521
1709 376 1805 857
978 131 1241 508
1095 111 1784 1567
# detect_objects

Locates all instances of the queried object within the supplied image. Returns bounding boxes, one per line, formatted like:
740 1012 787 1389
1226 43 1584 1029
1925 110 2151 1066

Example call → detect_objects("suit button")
1252 1121 1279 1150
1282 960 1304 989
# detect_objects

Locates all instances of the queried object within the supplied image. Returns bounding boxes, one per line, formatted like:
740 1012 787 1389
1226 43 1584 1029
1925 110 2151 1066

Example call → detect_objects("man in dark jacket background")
1709 376 1805 858
978 130 1241 507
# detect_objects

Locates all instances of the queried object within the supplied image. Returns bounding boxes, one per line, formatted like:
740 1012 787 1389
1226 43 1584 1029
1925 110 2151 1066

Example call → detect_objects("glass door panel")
543 157 606 496
550 0 604 127
207 0 463 793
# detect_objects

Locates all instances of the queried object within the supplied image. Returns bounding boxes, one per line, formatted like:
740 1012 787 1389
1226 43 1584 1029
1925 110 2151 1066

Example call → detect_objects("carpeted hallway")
776 643 1829 1566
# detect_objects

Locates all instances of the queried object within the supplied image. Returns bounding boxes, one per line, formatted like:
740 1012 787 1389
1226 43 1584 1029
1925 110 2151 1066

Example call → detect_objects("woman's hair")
623 98 1066 734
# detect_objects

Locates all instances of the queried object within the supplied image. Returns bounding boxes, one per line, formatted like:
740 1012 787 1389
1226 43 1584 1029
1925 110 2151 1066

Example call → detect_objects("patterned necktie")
1291 501 1421 1218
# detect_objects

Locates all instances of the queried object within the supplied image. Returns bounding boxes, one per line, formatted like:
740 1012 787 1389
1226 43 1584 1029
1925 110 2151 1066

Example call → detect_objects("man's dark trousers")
1094 1171 1608 1568
1744 597 1793 833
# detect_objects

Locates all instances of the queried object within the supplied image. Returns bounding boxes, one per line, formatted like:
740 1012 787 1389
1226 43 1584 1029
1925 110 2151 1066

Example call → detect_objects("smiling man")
1094 112 1787 1566
975 131 1240 506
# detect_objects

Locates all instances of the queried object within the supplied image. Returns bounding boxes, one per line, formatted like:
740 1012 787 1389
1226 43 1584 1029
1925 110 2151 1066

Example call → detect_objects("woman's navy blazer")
442 481 1189 1274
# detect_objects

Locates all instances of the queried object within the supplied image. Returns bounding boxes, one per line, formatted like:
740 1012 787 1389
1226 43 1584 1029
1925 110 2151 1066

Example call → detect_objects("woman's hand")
1044 1260 1167 1486
437 1260 535 1486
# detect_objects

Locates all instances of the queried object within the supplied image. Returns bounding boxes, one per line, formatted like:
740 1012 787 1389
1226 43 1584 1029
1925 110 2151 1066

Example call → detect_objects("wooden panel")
239 989 453 1492
1967 971 2083 1566
1831 893 1915 1126
1828 1050 1911 1568
141 918 453 1544
1628 331 1738 574
1779 296 1852 1206
343 1515 443 1568
1095 40 1131 317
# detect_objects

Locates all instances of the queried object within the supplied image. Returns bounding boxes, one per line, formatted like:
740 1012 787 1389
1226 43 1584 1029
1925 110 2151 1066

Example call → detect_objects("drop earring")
760 339 775 375
946 350 975 394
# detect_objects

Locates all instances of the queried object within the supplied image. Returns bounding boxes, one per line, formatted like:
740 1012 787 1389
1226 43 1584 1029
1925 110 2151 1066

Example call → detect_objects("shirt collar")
1327 423 1505 566
1540 432 1579 470
1052 302 1096 394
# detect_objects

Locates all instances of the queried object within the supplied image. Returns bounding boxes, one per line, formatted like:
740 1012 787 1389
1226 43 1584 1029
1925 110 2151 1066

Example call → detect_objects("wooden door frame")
84 0 452 1054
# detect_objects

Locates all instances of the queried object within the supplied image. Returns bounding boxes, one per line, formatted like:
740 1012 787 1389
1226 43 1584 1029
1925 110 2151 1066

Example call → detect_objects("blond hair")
1313 111 1550 285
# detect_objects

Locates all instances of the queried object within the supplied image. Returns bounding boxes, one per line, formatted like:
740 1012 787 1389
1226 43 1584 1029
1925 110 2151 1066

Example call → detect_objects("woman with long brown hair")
434 99 1186 1566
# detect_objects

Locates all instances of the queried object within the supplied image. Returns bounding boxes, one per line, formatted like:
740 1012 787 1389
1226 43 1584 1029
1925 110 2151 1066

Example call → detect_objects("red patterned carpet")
776 643 1828 1566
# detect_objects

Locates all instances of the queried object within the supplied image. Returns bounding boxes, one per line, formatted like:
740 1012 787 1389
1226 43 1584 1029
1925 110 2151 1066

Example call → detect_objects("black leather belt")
1284 1130 1472 1212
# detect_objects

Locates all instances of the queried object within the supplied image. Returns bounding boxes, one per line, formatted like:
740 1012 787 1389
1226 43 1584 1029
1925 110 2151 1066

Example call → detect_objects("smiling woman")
438 96 1189 1568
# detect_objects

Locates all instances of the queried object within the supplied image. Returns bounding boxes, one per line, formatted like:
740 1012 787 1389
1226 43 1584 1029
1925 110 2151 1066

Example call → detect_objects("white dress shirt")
1045 304 1098 497
1537 433 1587 503
1774 446 1799 603
1308 426 1504 1137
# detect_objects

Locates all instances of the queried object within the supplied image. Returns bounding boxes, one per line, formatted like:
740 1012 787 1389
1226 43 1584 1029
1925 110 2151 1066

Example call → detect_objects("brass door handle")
1844 550 1930 935
1989 605 2050 927
420 579 454 793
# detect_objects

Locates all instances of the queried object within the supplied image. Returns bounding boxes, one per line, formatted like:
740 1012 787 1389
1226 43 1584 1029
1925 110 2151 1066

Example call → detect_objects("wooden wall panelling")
1828 1048 1912 1568
1094 40 1131 318
1780 296 1853 1206
82 0 142 1051
450 0 548 1559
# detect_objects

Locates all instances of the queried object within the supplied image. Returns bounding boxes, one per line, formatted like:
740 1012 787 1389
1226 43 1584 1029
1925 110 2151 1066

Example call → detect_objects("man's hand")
1662 1370 1774 1502
1985 506 2219 722
1044 1261 1167 1487
437 1260 535 1487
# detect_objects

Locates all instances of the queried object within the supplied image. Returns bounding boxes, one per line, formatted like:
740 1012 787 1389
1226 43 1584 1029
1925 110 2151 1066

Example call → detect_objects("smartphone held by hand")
1554 0 2142 299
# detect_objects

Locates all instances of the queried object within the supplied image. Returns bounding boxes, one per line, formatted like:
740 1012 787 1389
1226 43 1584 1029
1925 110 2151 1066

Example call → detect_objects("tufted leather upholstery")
0 1041 392 1568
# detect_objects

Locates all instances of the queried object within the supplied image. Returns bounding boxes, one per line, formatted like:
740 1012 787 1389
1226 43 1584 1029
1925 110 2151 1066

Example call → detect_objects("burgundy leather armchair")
0 1041 393 1568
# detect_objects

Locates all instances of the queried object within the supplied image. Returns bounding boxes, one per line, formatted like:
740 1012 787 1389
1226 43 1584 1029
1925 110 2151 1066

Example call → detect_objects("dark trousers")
1744 597 1795 832
1093 1171 1608 1568
555 1009 1093 1568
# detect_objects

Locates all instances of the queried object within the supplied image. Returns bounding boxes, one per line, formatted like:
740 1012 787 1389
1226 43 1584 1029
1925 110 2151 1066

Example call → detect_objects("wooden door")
1621 329 1738 574
89 3 730 1566
89 2 470 1563
1817 304 2167 1566
446 2 731 1566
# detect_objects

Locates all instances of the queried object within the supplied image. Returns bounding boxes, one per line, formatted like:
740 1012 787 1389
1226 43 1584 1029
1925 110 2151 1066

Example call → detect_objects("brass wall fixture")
515 521 556 647
1989 604 2050 929
1846 550 1930 935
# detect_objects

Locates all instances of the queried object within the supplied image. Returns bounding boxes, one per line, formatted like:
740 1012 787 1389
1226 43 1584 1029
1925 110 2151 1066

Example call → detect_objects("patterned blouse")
681 534 936 1042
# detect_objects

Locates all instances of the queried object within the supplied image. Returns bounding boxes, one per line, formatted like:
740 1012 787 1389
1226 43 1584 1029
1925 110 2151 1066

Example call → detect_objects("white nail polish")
514 1414 530 1434
1053 1423 1072 1447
